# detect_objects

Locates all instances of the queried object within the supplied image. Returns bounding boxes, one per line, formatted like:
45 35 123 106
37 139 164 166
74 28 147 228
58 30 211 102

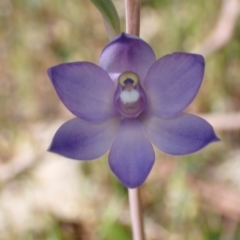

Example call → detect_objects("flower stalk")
129 188 145 240
125 0 141 35
125 0 145 240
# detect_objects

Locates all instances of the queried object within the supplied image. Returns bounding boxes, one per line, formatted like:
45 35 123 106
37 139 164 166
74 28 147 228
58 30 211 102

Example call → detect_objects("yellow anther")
118 72 139 87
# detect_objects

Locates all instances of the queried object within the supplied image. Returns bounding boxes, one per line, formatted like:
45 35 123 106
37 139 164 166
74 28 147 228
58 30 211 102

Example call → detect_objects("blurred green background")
0 0 240 239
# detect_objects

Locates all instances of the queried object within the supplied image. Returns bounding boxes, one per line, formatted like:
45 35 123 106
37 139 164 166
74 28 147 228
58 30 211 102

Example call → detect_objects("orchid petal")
144 53 205 118
99 33 156 83
143 113 219 155
109 119 155 188
49 117 121 160
48 62 118 122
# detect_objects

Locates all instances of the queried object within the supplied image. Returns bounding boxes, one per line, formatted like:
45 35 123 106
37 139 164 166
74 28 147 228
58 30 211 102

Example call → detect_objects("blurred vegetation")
0 0 240 239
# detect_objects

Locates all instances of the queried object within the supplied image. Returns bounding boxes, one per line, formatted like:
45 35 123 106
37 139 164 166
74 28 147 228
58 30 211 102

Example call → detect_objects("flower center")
113 72 147 118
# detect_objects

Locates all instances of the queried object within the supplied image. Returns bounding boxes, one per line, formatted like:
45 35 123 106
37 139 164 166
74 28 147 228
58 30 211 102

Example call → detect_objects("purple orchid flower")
48 33 219 188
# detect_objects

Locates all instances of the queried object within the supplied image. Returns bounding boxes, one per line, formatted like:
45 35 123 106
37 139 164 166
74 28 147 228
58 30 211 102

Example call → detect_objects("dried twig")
199 112 240 131
192 0 240 57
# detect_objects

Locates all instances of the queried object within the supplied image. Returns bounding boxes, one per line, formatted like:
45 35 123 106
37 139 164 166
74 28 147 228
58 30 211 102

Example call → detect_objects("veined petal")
49 117 121 160
143 113 219 155
144 53 205 118
109 119 155 188
99 33 156 83
48 62 118 122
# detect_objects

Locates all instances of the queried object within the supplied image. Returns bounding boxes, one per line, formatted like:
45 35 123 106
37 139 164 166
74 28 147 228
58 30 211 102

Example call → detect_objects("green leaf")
90 0 121 38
